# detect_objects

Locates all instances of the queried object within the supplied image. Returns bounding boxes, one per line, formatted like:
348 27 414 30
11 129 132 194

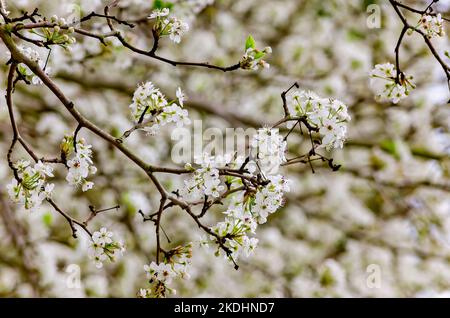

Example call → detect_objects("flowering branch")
9 4 243 72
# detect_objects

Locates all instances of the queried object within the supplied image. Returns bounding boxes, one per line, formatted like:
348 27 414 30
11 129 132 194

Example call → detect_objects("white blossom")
416 13 445 38
151 8 189 44
93 227 114 245
88 228 125 269
370 63 415 104
148 8 170 19
62 136 97 191
286 89 350 151
166 17 189 44
129 82 191 135
176 87 186 107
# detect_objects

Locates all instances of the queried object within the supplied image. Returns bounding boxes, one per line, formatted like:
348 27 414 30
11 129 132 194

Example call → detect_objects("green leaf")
245 35 256 50
347 28 366 41
153 0 173 9
380 139 400 159
253 51 265 60
42 212 53 227
153 0 163 9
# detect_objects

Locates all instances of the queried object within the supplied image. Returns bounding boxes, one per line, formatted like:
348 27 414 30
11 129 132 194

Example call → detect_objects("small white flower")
35 161 54 177
63 137 96 191
93 227 113 246
242 237 258 257
144 262 157 278
43 183 55 198
173 263 191 280
130 82 190 135
145 262 176 283
157 263 176 283
138 288 151 298
166 17 189 44
176 87 186 107
88 241 104 257
93 253 107 269
81 181 94 192
148 8 170 19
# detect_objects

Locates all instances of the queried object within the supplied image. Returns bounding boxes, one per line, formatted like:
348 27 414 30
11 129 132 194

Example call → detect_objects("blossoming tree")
0 0 449 298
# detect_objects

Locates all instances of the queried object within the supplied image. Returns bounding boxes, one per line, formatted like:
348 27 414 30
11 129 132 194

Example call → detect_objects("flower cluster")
370 63 416 104
287 90 351 150
31 15 76 48
181 129 290 262
130 81 167 122
251 128 287 174
129 82 190 135
415 13 445 38
253 175 291 223
16 45 50 85
60 136 97 191
209 214 259 260
140 243 193 298
149 8 189 43
88 227 125 269
239 35 271 70
203 174 291 261
6 160 54 211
